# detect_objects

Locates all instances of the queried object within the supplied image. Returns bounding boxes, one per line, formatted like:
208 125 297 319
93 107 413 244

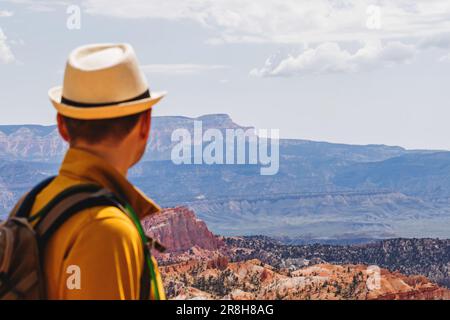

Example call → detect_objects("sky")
0 0 450 150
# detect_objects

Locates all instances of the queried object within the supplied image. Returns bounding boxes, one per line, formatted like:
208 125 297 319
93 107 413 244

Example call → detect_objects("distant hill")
0 114 429 163
334 151 450 199
0 114 450 241
0 114 251 162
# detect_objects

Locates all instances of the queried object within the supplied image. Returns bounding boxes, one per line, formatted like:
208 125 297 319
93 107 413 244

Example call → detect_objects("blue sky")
1 0 450 150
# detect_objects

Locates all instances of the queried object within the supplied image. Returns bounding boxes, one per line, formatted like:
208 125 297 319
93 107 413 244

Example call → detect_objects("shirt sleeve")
59 207 145 300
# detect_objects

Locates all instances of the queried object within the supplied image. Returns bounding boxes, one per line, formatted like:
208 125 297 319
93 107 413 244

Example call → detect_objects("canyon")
0 114 449 300
144 206 450 300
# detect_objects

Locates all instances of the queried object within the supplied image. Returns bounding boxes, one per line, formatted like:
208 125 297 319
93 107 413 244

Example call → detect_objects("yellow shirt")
29 148 165 300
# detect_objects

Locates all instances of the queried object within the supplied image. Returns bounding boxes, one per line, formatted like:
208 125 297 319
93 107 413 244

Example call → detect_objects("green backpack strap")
121 202 161 300
97 194 163 300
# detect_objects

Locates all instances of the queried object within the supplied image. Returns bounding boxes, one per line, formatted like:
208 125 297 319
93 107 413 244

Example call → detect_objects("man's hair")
61 110 150 144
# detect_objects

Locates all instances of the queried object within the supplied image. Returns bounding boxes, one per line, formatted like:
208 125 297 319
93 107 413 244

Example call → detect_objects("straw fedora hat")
49 43 166 120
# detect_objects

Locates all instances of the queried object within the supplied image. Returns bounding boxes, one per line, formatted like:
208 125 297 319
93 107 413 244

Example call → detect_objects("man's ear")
139 109 152 140
57 113 71 143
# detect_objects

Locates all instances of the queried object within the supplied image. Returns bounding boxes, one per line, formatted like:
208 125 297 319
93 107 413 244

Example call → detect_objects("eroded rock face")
142 206 225 254
140 206 449 300
224 236 450 288
162 260 450 300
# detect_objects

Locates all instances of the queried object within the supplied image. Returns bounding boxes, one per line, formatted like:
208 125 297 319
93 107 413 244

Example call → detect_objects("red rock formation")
142 206 225 253
369 271 450 300
161 260 450 300
141 206 449 300
207 256 229 270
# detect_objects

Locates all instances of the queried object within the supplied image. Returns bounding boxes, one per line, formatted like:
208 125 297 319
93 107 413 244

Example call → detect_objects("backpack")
0 176 164 300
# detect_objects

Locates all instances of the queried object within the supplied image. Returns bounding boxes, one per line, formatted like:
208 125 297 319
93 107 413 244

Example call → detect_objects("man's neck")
71 144 130 176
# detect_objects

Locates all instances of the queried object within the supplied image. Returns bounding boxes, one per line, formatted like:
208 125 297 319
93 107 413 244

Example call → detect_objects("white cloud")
250 40 416 77
0 28 15 64
5 0 450 45
0 10 14 17
80 0 450 44
141 64 227 75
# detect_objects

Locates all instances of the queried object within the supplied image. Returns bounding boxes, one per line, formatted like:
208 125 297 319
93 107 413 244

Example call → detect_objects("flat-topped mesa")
0 114 251 162
195 113 251 130
142 206 225 254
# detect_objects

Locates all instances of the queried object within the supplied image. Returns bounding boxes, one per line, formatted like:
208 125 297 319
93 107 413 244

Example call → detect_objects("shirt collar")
59 147 160 219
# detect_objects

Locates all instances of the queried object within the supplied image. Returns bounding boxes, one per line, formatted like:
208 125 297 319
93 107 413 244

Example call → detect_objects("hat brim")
48 86 166 120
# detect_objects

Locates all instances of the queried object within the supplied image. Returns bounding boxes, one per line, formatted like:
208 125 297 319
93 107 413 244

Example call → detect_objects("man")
29 43 166 299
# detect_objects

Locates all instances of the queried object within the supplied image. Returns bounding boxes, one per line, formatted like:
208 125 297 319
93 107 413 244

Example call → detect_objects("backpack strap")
12 176 56 218
34 187 112 242
31 184 153 300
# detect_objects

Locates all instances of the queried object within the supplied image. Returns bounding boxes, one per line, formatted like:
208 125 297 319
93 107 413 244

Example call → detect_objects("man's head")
57 109 152 171
49 43 166 174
